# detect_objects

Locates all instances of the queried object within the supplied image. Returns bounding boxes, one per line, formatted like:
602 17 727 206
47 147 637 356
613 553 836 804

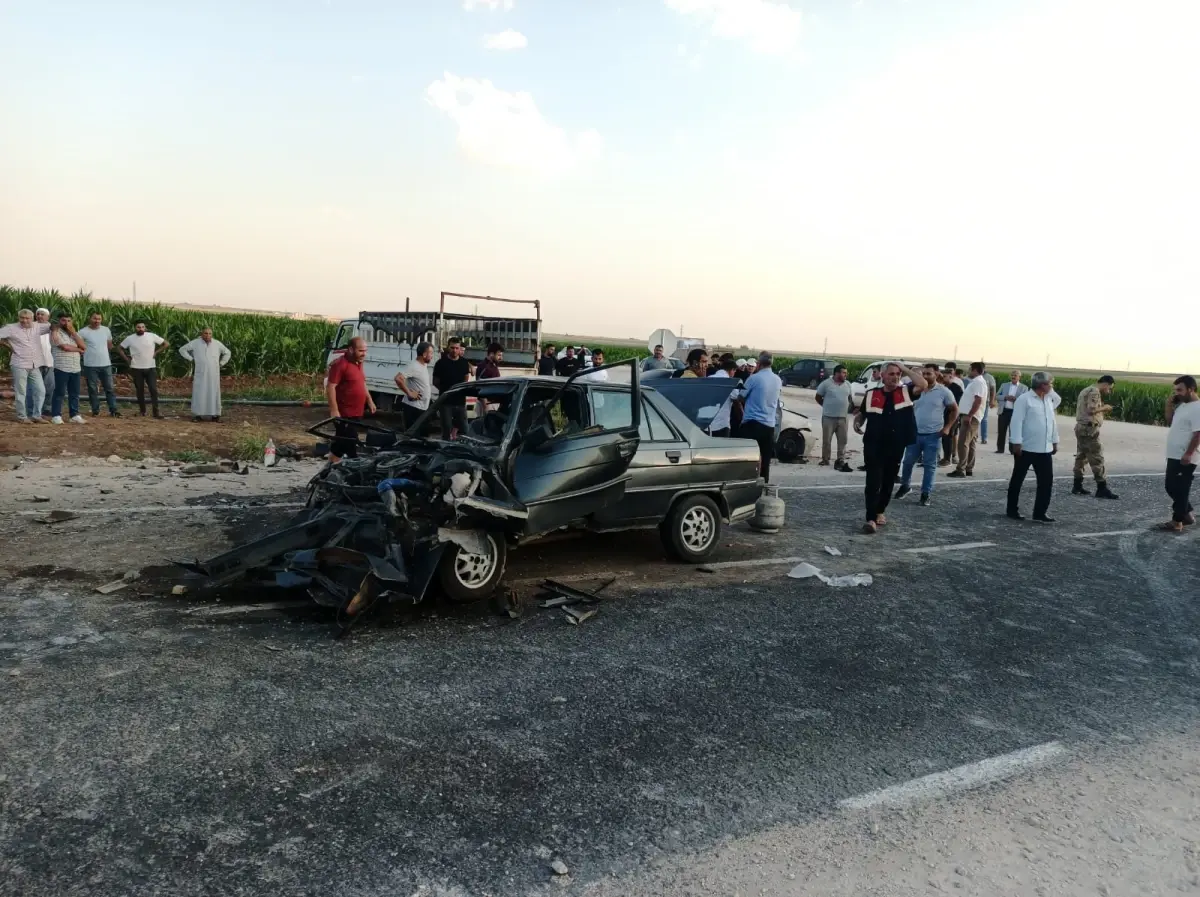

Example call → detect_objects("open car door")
511 359 641 533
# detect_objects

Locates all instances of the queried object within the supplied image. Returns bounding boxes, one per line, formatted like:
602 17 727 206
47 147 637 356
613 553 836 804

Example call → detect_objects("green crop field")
0 286 335 378
3 286 1177 425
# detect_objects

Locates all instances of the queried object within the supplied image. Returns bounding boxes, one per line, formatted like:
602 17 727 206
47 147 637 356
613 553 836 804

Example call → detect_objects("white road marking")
775 470 1160 491
698 556 807 570
17 502 306 517
902 541 996 554
1072 529 1142 539
838 740 1067 811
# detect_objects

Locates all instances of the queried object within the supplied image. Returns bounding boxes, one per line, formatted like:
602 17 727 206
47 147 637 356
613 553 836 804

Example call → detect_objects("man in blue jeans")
895 363 959 506
79 312 121 417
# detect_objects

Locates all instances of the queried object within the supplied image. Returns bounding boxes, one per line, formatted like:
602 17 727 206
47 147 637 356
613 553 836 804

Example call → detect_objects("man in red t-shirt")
325 338 376 461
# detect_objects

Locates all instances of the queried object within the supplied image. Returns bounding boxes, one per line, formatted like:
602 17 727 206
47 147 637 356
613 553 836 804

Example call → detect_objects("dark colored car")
187 361 762 616
779 358 837 389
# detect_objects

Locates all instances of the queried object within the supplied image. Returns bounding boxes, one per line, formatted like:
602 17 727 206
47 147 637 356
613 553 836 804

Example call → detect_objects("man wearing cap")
740 351 782 482
1072 375 1119 499
26 308 56 418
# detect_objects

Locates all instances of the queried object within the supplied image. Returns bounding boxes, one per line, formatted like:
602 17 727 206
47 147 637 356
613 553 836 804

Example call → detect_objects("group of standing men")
1 307 233 423
850 360 1198 534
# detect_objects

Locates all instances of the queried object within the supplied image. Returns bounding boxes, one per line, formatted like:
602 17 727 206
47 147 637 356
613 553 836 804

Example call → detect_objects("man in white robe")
178 327 231 421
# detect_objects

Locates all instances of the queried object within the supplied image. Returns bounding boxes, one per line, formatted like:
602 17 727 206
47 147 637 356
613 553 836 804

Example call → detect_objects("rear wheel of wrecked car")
438 534 508 603
776 428 805 463
662 494 722 563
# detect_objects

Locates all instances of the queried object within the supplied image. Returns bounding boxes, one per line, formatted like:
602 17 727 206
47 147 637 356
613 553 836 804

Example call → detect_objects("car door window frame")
641 395 683 442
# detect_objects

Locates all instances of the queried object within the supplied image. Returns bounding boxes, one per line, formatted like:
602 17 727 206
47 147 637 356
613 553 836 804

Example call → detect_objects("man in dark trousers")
433 337 471 438
1006 371 1060 523
853 361 926 534
325 337 376 462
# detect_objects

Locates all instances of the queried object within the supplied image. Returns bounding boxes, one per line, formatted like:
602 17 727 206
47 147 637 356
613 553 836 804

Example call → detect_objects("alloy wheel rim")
454 539 497 588
681 507 715 552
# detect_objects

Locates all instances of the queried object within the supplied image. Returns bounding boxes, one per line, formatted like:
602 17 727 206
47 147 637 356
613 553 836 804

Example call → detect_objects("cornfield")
5 287 1177 424
0 286 335 378
1037 376 1174 426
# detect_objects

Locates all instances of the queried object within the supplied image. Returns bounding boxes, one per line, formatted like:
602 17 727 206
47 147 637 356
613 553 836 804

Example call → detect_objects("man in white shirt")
1163 374 1200 532
579 348 609 383
79 312 121 417
394 341 435 433
117 321 169 418
1006 371 1060 523
948 362 989 478
706 357 739 436
29 307 56 418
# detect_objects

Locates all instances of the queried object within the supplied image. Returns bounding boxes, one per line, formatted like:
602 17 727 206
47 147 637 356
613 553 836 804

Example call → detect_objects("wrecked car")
184 360 763 615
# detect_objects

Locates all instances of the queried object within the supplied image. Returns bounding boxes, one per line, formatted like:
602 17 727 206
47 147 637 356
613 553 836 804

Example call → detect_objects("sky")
2 0 1198 372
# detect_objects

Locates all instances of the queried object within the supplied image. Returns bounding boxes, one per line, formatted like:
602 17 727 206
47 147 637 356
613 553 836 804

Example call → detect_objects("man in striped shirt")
0 308 52 422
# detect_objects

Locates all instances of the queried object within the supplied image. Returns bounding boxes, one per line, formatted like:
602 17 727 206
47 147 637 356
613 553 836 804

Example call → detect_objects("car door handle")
665 450 682 463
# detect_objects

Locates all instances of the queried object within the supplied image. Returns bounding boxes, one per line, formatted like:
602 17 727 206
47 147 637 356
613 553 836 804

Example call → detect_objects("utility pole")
823 336 828 356
953 344 958 362
132 281 137 302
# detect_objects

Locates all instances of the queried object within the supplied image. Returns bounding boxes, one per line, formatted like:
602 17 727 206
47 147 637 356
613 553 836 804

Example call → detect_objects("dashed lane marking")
902 541 996 554
1072 529 1143 539
838 741 1067 811
775 471 1161 491
697 556 807 571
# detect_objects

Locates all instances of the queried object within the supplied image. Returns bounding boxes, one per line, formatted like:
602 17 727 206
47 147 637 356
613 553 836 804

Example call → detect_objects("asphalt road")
2 471 1198 896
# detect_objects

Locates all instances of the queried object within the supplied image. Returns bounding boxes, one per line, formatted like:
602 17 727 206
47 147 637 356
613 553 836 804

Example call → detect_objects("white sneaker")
51 415 64 424
70 415 86 424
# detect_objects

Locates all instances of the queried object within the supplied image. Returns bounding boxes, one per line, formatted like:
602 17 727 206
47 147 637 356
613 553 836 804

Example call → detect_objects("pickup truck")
324 291 542 410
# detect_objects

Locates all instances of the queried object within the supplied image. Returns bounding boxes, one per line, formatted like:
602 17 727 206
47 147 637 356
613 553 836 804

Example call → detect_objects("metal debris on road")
824 545 842 556
563 606 598 625
30 495 50 503
95 580 131 595
36 510 80 525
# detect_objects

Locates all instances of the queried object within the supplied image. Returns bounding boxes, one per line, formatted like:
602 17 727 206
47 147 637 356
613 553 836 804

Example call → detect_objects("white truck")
323 291 542 411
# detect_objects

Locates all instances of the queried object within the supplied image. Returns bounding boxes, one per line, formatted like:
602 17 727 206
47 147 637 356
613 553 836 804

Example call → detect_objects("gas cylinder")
749 484 785 533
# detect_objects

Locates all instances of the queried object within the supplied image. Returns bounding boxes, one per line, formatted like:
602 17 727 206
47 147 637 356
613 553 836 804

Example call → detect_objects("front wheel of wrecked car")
662 494 722 563
438 534 508 603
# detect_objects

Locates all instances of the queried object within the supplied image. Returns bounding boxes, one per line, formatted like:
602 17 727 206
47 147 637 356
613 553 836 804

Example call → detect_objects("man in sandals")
853 361 926 534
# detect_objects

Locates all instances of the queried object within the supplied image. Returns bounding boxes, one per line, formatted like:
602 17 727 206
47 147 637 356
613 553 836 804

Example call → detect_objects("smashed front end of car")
178 420 527 623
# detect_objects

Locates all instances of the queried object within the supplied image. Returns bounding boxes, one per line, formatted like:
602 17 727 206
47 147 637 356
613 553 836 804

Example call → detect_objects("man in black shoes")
1006 371 1059 523
1072 375 1119 500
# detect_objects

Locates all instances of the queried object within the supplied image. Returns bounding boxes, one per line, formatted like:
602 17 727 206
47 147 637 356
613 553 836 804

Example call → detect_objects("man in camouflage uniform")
1073 375 1119 499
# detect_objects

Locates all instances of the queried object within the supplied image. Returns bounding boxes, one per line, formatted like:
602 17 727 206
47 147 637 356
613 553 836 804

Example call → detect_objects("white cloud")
665 0 802 55
425 73 602 175
483 29 528 50
463 0 514 10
